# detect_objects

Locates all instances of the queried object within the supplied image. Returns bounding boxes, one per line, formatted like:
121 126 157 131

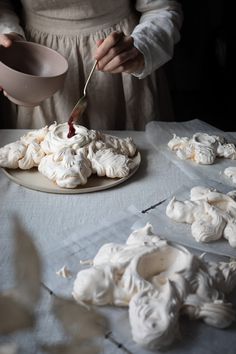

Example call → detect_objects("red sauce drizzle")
67 116 76 138
67 105 84 138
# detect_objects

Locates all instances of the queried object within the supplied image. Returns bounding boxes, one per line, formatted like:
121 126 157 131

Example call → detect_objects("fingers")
0 33 24 97
0 34 13 47
96 39 104 47
98 37 134 70
102 47 140 73
0 32 23 47
95 32 144 74
105 55 144 74
95 31 124 61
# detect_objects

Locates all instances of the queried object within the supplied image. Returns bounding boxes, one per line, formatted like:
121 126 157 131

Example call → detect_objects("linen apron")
3 0 174 130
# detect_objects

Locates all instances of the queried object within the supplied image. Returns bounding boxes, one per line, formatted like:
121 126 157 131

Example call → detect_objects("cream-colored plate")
2 152 141 194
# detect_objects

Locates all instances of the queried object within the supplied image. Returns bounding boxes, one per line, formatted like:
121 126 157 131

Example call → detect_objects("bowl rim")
0 40 69 79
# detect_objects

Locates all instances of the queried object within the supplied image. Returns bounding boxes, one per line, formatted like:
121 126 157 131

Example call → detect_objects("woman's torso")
20 0 133 21
5 0 173 130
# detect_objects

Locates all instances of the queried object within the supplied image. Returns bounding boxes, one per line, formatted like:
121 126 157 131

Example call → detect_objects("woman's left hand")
94 31 144 75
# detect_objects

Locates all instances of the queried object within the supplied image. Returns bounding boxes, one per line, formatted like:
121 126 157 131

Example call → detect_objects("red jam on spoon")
67 104 85 138
67 116 76 138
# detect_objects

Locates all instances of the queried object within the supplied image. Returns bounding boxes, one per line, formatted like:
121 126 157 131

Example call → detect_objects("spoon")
67 60 98 138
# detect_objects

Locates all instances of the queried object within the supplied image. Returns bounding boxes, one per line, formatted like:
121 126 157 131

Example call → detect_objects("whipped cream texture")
72 223 236 349
168 132 236 165
166 186 236 247
0 123 137 188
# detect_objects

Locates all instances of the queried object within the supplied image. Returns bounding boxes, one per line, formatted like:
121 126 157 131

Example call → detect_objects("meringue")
168 132 236 165
56 265 72 278
224 167 236 185
0 123 138 188
166 186 236 247
72 223 236 349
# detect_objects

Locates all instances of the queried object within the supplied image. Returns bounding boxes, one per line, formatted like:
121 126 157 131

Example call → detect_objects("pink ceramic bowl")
0 41 68 107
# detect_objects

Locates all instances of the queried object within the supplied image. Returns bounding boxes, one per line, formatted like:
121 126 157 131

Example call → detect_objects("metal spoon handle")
83 60 98 96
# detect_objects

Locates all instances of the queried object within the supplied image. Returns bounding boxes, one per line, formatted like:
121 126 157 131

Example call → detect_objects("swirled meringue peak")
40 122 97 154
38 148 92 188
166 186 236 247
168 132 236 165
0 122 138 188
73 223 236 349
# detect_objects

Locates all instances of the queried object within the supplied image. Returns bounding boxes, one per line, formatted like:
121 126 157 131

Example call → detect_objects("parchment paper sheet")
132 179 236 259
145 119 236 188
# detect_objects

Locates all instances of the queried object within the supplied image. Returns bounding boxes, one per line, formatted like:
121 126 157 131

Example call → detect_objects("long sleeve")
131 0 183 78
0 0 25 36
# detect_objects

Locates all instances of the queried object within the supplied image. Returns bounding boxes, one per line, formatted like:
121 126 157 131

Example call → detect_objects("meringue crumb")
80 259 93 265
56 265 72 278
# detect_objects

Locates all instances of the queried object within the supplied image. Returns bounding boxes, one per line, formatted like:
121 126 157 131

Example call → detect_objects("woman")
0 0 183 130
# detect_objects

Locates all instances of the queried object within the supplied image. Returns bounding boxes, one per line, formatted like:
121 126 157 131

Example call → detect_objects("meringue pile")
73 223 236 349
224 166 236 184
166 186 236 247
0 123 137 188
168 132 236 165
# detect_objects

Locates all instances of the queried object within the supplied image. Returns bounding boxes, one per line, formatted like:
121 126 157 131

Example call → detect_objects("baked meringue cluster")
73 223 236 349
0 123 137 188
224 166 236 185
168 132 236 165
166 186 236 247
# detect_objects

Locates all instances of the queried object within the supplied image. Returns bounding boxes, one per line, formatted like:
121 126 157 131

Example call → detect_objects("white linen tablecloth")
1 121 236 354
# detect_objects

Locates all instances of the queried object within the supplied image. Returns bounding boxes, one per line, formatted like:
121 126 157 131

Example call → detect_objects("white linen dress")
0 0 182 130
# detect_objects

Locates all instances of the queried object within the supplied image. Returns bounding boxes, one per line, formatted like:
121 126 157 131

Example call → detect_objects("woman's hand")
0 33 24 93
95 31 144 75
0 32 23 47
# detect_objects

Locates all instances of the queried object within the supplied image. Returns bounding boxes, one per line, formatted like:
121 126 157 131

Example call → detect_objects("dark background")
166 0 235 131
